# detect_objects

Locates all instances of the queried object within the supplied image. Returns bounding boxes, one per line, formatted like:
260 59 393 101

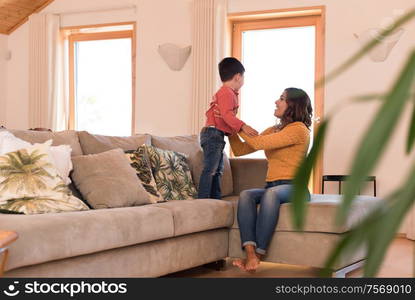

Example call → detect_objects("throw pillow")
0 140 89 214
125 147 164 203
0 131 73 185
151 135 234 197
71 148 152 209
145 145 197 201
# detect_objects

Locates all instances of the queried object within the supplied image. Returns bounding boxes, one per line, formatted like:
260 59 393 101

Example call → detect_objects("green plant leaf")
353 93 385 102
363 176 415 276
353 93 415 103
320 202 387 277
290 119 329 229
339 51 415 224
406 100 415 154
322 167 415 277
319 7 415 86
319 227 367 277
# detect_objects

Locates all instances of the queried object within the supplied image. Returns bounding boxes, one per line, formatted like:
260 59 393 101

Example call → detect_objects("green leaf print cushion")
0 140 89 214
145 145 197 201
125 146 164 203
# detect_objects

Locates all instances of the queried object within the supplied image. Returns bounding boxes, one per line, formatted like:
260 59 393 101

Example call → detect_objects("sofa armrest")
0 231 18 277
230 158 267 195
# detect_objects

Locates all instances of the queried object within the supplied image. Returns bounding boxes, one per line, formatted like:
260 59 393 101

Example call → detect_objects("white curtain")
191 0 228 134
29 14 69 131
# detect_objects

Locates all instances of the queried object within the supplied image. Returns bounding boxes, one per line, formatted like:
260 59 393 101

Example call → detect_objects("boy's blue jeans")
237 180 311 255
198 127 225 199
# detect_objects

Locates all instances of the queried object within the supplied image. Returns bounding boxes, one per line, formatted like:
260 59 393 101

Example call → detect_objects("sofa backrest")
77 131 151 154
7 129 83 156
3 129 234 197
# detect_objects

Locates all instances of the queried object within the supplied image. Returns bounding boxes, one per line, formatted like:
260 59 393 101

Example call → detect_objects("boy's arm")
216 92 245 133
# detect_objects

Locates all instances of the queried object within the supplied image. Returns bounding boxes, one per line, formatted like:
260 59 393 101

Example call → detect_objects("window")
67 23 136 136
230 7 325 192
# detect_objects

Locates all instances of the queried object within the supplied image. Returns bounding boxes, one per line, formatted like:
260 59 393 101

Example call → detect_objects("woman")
229 87 313 272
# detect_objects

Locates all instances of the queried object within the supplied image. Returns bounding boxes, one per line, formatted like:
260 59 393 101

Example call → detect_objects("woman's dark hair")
218 57 245 82
278 87 313 129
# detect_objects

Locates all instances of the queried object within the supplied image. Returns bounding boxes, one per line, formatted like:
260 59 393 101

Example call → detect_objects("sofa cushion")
8 129 82 156
1 206 175 271
151 135 233 197
125 147 164 203
0 131 74 185
0 140 89 215
78 131 151 154
224 194 381 234
152 199 234 236
145 145 197 200
71 149 152 208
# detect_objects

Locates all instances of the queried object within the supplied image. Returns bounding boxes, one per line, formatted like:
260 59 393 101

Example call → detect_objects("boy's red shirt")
205 86 245 135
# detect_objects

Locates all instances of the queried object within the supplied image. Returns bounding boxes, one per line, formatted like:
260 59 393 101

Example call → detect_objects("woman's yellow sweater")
229 122 310 182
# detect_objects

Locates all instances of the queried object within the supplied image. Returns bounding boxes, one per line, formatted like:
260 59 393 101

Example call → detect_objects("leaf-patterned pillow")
125 146 164 203
0 140 89 215
145 145 197 201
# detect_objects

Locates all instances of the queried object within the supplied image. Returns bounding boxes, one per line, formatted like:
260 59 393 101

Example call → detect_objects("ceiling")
0 0 55 34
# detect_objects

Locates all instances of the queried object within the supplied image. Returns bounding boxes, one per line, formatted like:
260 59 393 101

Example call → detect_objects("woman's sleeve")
228 134 257 156
239 125 308 151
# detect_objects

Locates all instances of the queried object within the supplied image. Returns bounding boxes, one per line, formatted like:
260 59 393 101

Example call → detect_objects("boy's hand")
241 124 259 137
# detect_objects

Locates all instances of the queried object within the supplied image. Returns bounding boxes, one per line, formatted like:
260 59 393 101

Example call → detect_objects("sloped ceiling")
0 0 54 34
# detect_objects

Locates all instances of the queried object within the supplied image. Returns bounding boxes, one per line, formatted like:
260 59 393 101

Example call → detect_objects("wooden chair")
0 231 18 277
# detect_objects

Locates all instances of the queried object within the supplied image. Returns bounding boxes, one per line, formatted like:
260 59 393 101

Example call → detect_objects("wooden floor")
166 238 414 278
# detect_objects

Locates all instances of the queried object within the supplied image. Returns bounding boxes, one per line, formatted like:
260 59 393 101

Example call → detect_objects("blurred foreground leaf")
290 119 329 229
340 51 415 224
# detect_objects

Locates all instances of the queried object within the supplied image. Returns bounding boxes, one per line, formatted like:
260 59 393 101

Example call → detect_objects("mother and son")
198 57 313 273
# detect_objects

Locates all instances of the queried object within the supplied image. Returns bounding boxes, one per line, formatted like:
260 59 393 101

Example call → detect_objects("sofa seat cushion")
152 199 234 236
1 206 174 271
224 194 380 234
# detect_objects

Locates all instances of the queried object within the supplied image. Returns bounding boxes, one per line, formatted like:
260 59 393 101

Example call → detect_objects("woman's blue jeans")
237 180 310 255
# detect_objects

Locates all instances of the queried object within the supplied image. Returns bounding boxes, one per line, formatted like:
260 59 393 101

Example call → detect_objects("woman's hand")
241 124 259 137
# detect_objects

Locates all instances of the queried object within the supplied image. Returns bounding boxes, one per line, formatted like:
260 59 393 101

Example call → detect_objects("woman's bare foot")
232 258 247 271
244 254 260 272
244 245 260 273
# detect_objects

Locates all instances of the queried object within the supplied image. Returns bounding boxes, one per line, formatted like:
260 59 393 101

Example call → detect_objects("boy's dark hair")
218 57 245 82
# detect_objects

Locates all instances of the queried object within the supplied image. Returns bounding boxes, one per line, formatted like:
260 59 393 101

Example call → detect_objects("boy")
198 57 258 199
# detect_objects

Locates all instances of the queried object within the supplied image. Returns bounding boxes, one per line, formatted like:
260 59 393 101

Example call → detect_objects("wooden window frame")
67 22 136 135
229 6 325 194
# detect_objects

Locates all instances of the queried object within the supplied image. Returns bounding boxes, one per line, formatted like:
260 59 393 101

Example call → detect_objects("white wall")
4 0 193 136
6 25 29 129
0 34 7 126
135 0 193 136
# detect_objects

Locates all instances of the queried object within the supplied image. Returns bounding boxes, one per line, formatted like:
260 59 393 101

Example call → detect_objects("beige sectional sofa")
0 129 379 277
